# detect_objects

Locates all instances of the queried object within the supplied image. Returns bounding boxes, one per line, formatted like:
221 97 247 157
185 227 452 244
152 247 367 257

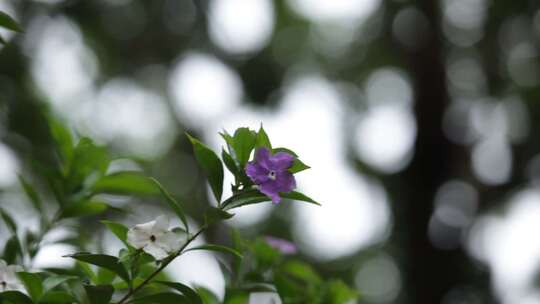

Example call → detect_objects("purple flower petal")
265 236 297 254
254 147 272 170
259 181 282 204
245 148 298 204
271 152 295 171
246 162 270 184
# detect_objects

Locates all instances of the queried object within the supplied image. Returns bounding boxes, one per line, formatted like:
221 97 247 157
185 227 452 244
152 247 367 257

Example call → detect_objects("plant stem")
116 227 206 304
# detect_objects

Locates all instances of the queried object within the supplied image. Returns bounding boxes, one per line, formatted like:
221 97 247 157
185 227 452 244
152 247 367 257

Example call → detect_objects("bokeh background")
1 0 540 303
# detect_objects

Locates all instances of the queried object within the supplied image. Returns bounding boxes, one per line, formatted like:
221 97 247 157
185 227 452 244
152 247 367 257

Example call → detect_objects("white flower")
127 215 185 260
0 260 24 292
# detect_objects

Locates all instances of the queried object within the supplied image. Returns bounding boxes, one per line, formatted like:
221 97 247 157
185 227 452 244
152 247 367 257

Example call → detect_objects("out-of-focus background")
1 0 540 303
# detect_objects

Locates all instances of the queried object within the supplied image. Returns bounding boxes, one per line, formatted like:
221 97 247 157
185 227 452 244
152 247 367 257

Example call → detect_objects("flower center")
150 235 156 242
268 170 276 180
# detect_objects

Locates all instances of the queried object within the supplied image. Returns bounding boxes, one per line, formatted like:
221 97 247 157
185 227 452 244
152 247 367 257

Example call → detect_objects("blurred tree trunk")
393 1 490 303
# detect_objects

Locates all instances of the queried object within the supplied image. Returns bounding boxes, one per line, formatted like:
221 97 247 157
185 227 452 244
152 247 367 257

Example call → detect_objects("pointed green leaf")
186 133 224 202
92 171 159 196
204 207 234 226
0 208 16 234
155 281 203 304
0 291 33 304
43 275 77 295
281 191 321 206
40 291 77 303
48 116 74 163
17 272 43 301
18 176 42 213
129 292 189 303
3 235 22 264
255 125 272 149
67 138 110 192
221 149 238 176
0 11 22 32
65 253 129 283
195 286 220 304
148 178 189 233
83 284 114 304
185 244 243 259
60 201 110 218
222 190 269 210
230 128 257 167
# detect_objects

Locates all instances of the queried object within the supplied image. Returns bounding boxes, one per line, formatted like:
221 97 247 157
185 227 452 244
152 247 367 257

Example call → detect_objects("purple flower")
265 236 297 255
245 148 296 204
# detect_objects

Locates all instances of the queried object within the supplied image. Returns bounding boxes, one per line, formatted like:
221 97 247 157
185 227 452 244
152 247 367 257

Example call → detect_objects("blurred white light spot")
507 42 540 87
447 57 487 94
249 292 282 304
355 254 401 302
169 53 243 127
365 67 413 108
0 143 19 188
34 244 76 269
434 180 478 228
287 0 381 24
81 79 176 159
442 0 487 30
209 0 275 54
392 7 430 50
471 136 512 186
468 189 540 303
355 106 416 173
26 16 98 111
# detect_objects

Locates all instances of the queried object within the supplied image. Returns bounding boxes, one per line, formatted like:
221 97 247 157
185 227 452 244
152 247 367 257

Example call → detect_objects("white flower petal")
127 228 151 249
155 231 184 252
143 243 170 260
0 260 7 270
153 215 169 232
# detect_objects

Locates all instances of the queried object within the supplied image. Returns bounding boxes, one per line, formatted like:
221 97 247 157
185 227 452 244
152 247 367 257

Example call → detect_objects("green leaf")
280 260 322 284
272 147 310 173
185 244 243 259
3 235 22 264
60 200 109 218
204 207 234 226
43 275 77 295
324 279 359 304
148 178 189 233
155 281 203 304
0 208 16 234
101 221 129 248
129 292 189 303
18 176 42 213
92 171 159 196
39 291 77 304
67 138 110 192
222 190 269 210
0 11 22 32
65 253 130 283
255 125 272 149
48 116 74 163
83 285 114 304
195 287 220 304
186 133 224 203
0 291 33 304
17 272 43 301
281 191 321 206
221 149 238 176
230 128 257 167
